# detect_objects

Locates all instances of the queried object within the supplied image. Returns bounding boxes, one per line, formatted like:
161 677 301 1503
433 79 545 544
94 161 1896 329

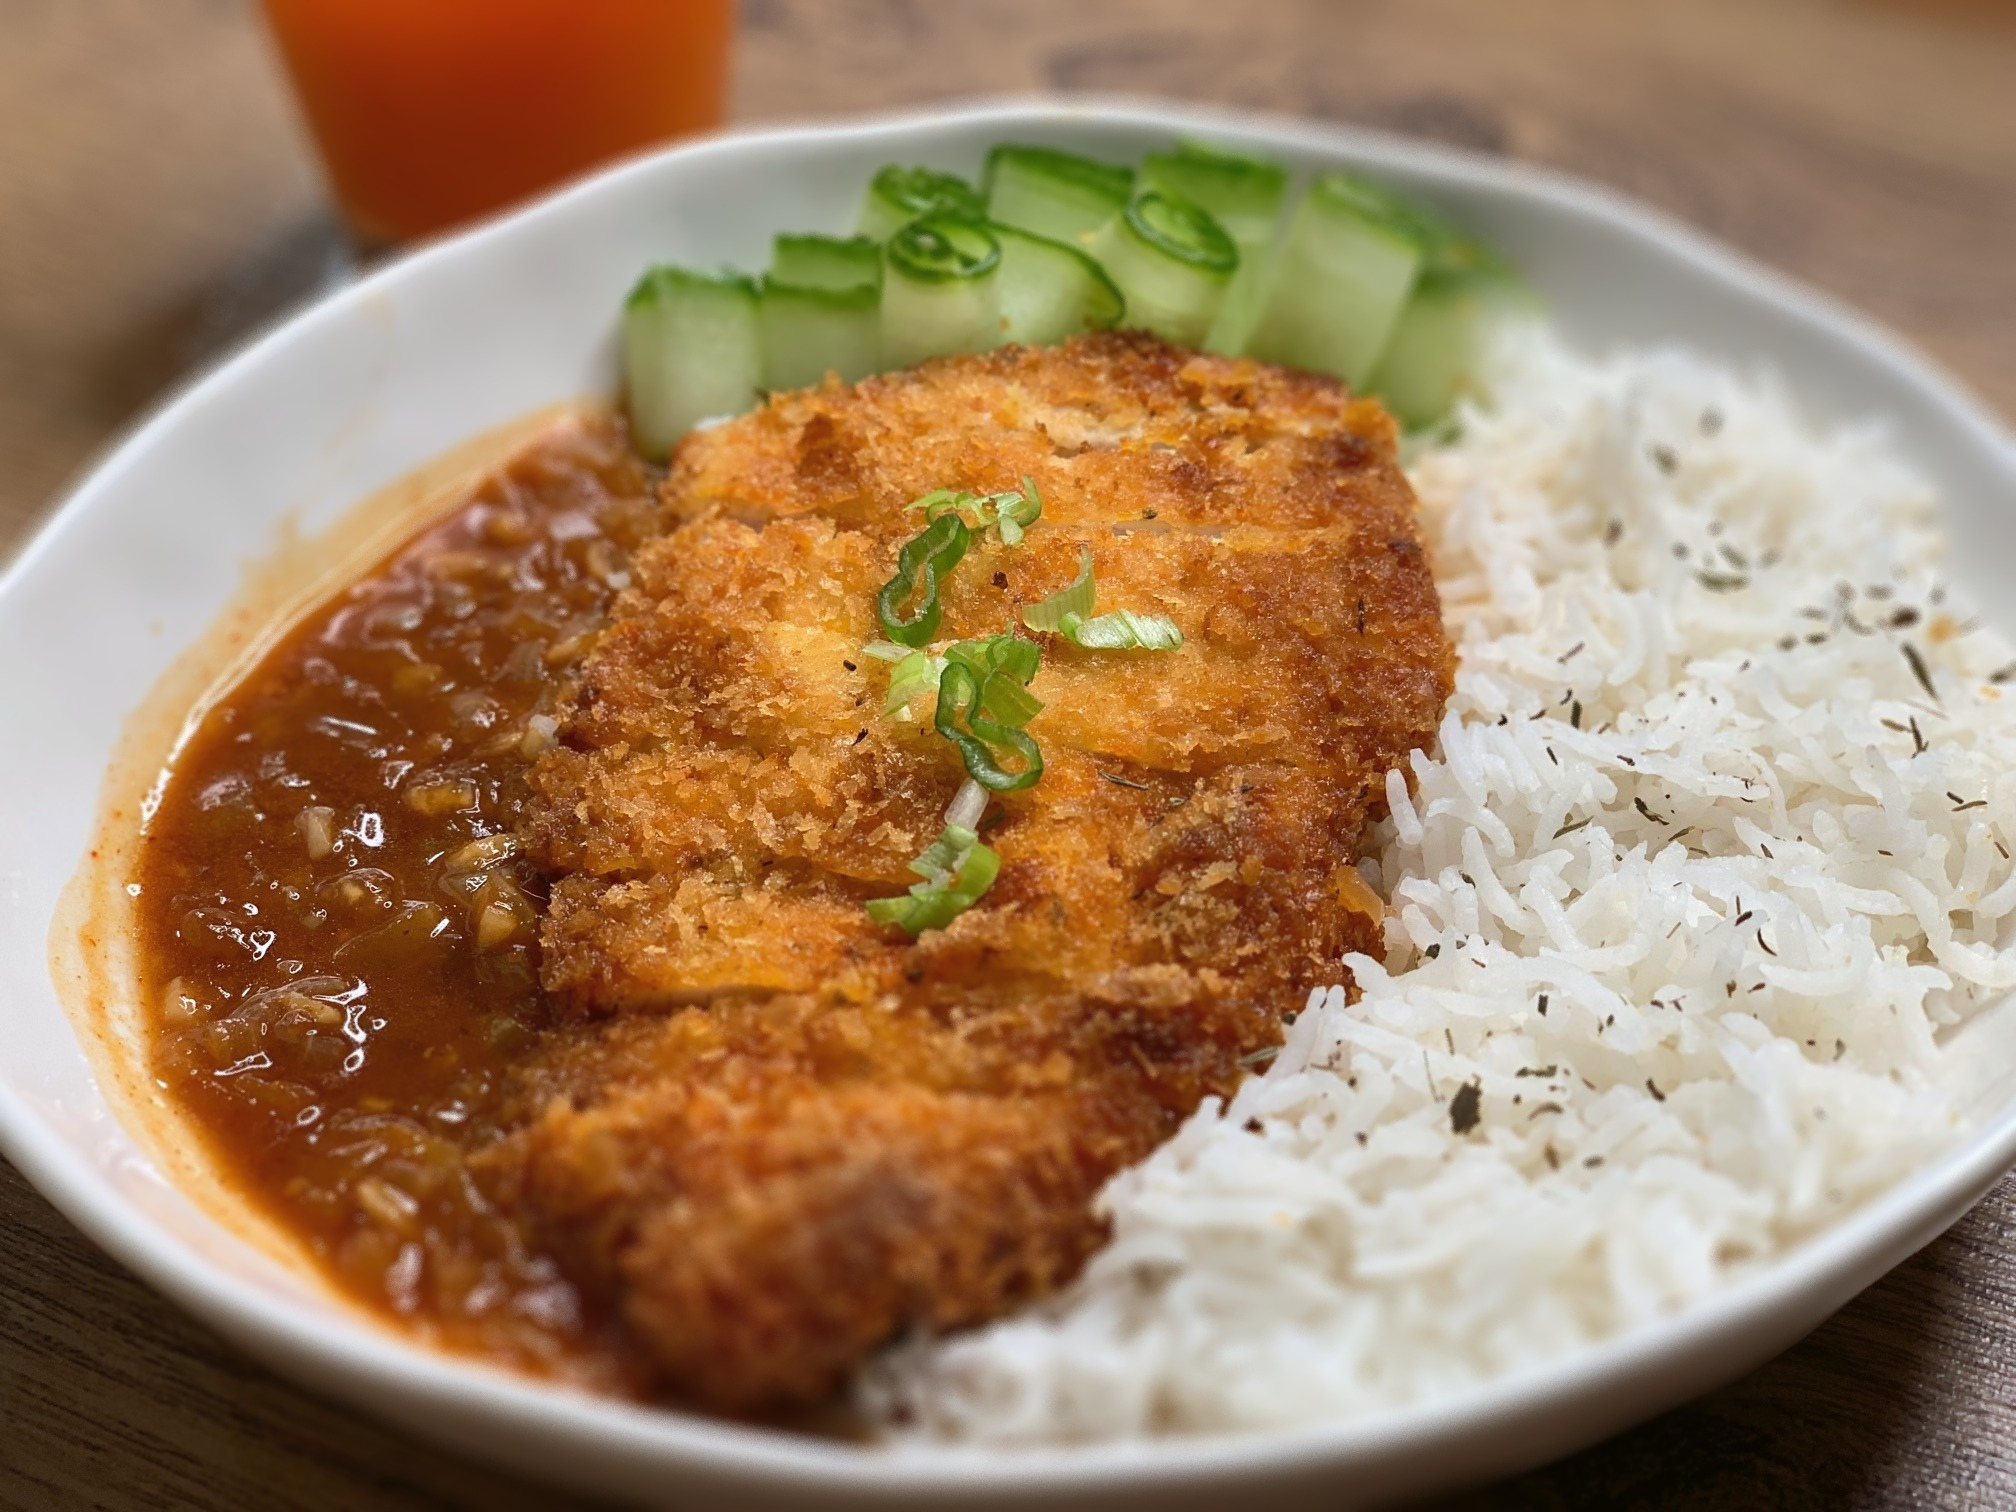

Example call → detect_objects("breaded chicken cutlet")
482 331 1454 1410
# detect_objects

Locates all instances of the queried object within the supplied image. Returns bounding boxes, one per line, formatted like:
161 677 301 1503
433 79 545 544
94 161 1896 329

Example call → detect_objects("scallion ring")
945 631 1042 690
864 821 1001 936
935 660 1044 792
903 477 1043 546
875 512 971 647
1021 549 1183 650
1058 607 1184 651
1020 548 1097 632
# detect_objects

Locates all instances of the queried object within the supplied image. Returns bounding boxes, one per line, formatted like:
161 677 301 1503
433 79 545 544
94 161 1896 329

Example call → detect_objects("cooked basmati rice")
861 328 2016 1444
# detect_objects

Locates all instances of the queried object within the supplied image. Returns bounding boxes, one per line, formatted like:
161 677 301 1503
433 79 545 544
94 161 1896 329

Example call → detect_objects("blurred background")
1 2 2013 1508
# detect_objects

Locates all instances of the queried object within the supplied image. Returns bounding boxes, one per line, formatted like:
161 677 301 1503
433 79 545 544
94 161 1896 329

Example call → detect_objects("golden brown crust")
487 331 1453 1409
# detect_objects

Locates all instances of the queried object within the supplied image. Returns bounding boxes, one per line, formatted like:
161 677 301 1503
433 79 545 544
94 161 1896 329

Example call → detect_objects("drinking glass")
260 0 734 245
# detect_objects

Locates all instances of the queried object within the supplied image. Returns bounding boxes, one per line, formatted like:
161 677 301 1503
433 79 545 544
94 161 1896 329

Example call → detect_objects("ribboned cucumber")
622 265 761 459
881 215 1004 368
1089 187 1238 348
769 232 883 293
1245 172 1427 389
984 144 1135 246
759 279 881 391
1141 141 1288 353
992 222 1124 345
858 164 986 241
1367 228 1525 429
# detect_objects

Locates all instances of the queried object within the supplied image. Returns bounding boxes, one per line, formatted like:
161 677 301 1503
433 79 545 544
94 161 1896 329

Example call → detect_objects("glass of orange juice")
260 0 734 245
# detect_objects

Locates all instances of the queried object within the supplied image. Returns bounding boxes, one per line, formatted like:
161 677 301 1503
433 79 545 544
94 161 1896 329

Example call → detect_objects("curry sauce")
134 413 655 1386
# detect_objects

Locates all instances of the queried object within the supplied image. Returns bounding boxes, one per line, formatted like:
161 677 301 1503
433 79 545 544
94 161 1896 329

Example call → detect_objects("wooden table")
3 2 2013 1506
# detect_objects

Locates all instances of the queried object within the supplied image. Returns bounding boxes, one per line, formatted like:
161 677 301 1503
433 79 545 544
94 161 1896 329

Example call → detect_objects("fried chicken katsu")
481 331 1454 1410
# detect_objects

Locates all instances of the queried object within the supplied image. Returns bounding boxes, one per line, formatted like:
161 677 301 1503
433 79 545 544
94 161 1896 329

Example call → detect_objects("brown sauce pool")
134 413 657 1389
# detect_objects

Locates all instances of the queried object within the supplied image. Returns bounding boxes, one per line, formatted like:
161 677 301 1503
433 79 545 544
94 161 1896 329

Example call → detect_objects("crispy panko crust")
485 331 1454 1410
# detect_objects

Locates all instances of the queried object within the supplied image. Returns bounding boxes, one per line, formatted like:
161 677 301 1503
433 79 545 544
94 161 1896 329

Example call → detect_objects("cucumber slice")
1141 141 1289 234
1245 173 1427 388
1088 188 1237 348
859 165 986 242
1141 141 1288 354
760 278 881 392
881 215 1004 368
622 266 760 460
992 222 1124 345
983 144 1134 246
770 232 882 294
1368 235 1524 429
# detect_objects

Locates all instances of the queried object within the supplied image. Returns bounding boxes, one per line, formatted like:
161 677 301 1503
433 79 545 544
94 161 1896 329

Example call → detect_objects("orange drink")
261 0 734 244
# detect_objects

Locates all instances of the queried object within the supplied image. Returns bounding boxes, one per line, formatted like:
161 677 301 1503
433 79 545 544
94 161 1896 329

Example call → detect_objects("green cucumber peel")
1244 173 1427 388
1090 187 1237 348
1122 189 1238 273
1142 142 1288 234
769 232 883 293
859 165 986 242
990 222 1125 344
1142 141 1290 353
984 144 1135 245
757 275 881 393
621 265 761 460
881 215 1005 367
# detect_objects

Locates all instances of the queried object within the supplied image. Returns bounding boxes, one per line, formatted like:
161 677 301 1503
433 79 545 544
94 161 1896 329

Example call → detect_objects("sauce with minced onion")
133 414 655 1385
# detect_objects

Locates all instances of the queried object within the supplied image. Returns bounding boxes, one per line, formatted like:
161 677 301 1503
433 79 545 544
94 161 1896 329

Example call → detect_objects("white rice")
861 327 2016 1444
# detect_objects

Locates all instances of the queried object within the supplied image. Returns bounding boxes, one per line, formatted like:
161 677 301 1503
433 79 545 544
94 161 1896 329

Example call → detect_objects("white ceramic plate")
3 100 2013 1512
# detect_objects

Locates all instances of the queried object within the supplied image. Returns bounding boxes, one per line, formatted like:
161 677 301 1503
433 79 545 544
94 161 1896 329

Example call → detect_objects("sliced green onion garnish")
876 512 971 647
865 822 1001 936
977 670 1044 728
1057 608 1184 651
859 165 987 242
881 649 948 718
943 777 988 831
905 487 966 518
867 633 1041 722
944 632 1041 689
936 659 1043 792
906 477 1043 545
1021 549 1182 650
992 477 1044 546
1019 548 1096 632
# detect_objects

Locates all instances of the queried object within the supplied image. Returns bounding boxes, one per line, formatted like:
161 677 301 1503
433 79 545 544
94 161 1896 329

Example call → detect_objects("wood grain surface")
3 1 2014 1507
